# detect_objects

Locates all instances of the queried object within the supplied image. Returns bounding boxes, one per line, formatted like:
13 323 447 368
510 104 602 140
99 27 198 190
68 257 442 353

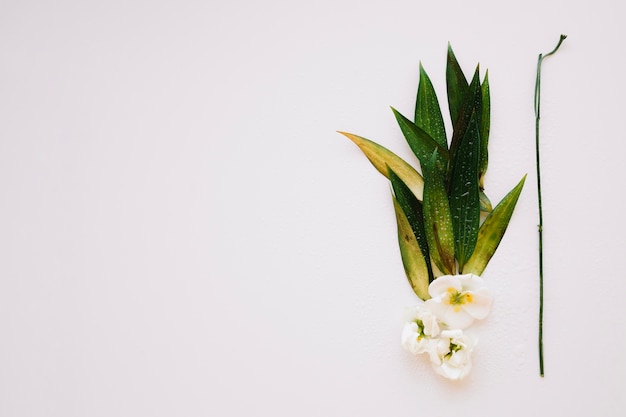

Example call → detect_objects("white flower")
425 274 493 329
428 329 475 380
401 304 441 355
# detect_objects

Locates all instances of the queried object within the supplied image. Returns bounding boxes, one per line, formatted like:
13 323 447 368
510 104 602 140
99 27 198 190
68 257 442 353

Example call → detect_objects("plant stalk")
534 34 566 378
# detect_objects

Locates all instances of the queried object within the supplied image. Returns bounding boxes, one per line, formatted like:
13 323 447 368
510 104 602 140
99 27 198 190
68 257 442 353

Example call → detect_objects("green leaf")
463 175 526 275
391 107 449 173
338 131 425 200
446 43 469 126
449 111 481 270
415 63 447 150
479 72 490 189
422 152 455 275
479 189 493 212
448 66 482 171
392 196 430 300
388 167 434 283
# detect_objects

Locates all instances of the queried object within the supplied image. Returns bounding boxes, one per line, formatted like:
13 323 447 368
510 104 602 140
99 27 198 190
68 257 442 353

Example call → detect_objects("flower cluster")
401 274 492 380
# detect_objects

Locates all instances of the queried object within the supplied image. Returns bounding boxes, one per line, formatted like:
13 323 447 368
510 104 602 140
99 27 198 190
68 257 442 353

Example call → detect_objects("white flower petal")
447 349 469 367
461 288 493 320
457 273 486 291
440 329 464 339
428 338 449 365
430 329 475 380
428 275 462 298
401 305 442 354
402 303 429 322
434 360 472 380
421 313 440 337
401 322 432 354
447 308 475 329
401 322 418 342
424 297 446 317
401 322 419 353
426 298 475 329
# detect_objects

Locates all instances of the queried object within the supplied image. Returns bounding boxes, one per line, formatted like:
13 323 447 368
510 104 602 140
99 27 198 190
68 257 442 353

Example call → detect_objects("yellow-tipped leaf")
338 131 424 200
392 196 430 300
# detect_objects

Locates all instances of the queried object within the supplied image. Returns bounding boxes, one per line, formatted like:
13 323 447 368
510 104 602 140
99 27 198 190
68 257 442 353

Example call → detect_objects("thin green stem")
534 34 566 378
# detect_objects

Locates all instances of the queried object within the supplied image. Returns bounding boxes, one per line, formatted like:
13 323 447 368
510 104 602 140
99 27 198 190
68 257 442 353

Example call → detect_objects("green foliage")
337 131 425 200
463 175 526 275
415 63 448 150
448 67 482 174
446 43 469 125
449 112 481 271
388 167 435 285
391 107 448 174
341 45 525 300
392 196 431 300
479 73 491 189
422 152 455 275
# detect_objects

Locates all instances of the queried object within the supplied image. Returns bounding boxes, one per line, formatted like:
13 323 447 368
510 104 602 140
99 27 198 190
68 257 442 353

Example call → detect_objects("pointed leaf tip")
391 107 448 173
446 44 469 127
338 131 424 200
415 64 448 151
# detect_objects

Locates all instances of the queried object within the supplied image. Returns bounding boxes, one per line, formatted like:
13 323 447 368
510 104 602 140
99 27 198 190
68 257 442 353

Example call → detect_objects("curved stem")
534 34 566 378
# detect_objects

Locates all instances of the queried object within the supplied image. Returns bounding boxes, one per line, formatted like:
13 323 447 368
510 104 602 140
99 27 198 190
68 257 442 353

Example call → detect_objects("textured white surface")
1 0 625 415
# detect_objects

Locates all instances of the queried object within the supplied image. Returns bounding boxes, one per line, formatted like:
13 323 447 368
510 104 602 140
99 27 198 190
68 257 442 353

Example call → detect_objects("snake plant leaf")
449 111 481 271
338 131 425 200
479 72 491 190
422 152 455 275
388 167 435 283
463 174 526 276
448 66 482 170
392 196 430 300
391 107 449 174
415 63 448 150
446 43 469 126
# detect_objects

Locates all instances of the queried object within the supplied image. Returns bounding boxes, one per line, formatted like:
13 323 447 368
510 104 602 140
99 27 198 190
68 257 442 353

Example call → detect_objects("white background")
1 0 625 415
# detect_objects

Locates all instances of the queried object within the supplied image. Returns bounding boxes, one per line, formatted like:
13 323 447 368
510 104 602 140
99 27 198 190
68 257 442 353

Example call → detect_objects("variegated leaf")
388 167 434 284
392 196 430 300
338 131 424 200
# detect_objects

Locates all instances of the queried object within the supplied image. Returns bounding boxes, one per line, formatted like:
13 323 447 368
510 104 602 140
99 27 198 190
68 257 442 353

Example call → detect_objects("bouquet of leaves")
339 45 525 380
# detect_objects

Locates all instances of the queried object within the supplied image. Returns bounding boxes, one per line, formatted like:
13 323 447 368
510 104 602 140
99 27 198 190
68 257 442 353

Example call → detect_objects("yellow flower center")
447 287 473 312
